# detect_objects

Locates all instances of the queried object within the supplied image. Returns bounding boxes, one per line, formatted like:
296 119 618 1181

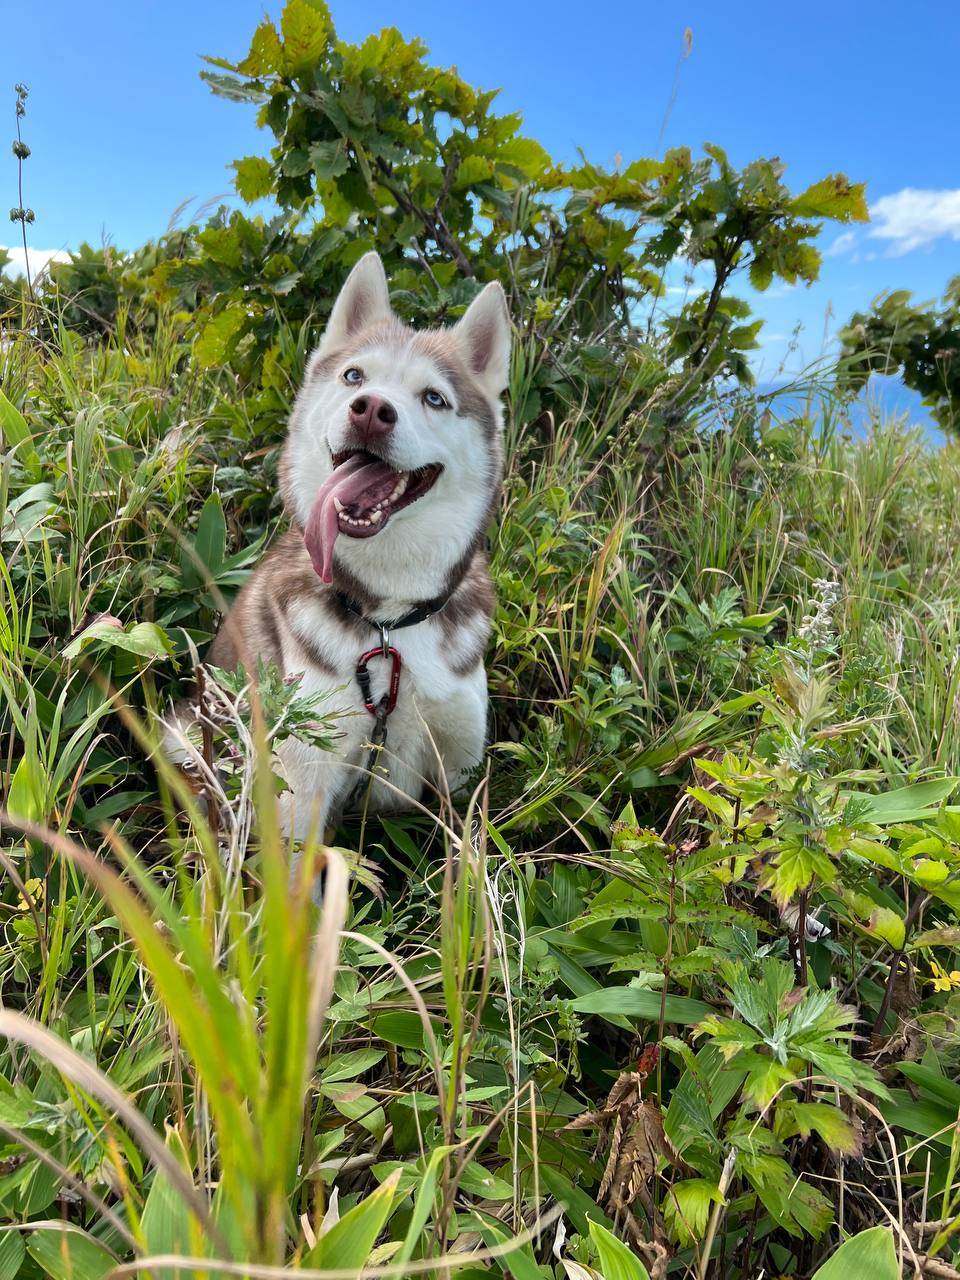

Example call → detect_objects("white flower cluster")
797 577 842 652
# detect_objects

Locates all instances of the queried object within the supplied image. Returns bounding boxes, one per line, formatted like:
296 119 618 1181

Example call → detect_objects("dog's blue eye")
343 367 363 385
423 389 448 409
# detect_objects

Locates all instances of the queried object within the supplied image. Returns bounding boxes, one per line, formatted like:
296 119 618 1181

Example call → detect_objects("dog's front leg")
427 669 489 801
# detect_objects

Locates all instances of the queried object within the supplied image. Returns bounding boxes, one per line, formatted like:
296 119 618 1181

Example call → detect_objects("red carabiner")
355 645 402 716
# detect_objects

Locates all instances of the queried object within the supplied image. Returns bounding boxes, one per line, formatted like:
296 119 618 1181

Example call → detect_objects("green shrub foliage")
24 0 867 441
840 273 960 434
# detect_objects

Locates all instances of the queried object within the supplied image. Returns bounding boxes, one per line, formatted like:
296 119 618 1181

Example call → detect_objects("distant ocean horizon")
753 373 941 443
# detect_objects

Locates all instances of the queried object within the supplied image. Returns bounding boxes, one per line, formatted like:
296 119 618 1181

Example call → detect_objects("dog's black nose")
349 394 397 439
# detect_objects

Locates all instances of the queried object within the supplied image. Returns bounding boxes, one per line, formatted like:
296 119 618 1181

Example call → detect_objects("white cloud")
1 244 71 279
825 230 856 257
868 188 960 255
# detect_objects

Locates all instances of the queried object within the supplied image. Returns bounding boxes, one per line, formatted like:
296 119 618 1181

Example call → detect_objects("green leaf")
393 1146 452 1266
761 841 835 905
320 1049 385 1082
281 0 332 73
7 747 46 822
0 389 41 481
790 175 869 223
142 1168 195 1256
781 1102 861 1154
233 156 274 202
844 779 960 824
588 1219 651 1280
182 492 227 587
310 139 350 180
194 307 247 368
26 1225 116 1280
0 1231 24 1280
304 1168 400 1274
62 619 173 661
238 19 283 75
199 71 270 104
811 1226 899 1279
372 1010 431 1050
570 986 710 1025
664 1178 723 1247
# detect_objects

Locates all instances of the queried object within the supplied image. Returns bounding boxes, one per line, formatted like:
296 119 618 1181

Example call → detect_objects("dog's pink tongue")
303 455 384 584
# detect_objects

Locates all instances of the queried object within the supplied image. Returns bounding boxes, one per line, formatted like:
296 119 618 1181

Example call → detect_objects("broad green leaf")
472 1215 544 1280
142 1130 200 1258
781 1102 861 1154
7 747 46 822
393 1145 452 1266
458 1160 513 1200
194 307 247 368
281 0 331 73
0 1231 24 1280
186 491 227 585
811 1226 898 1279
62 619 173 661
0 389 41 480
233 156 274 202
588 1219 651 1280
304 1168 400 1274
311 139 350 180
372 1010 432 1050
664 1178 722 1246
844 779 960 824
238 19 283 75
26 1225 116 1280
320 1049 386 1082
570 986 710 1025
790 175 869 223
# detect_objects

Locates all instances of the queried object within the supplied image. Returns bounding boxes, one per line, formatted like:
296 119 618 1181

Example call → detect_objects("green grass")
2 311 960 1280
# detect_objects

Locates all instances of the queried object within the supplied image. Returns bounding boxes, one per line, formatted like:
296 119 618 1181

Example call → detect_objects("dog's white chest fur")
277 597 489 834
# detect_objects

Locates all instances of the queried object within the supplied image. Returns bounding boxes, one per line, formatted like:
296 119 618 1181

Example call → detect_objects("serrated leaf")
790 175 869 223
783 1102 861 1154
238 20 283 75
281 0 332 73
311 139 350 180
194 307 246 367
664 1178 723 1246
233 156 274 202
200 71 270 104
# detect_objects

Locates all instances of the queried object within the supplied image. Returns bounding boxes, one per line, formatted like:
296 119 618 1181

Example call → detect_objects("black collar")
334 589 450 634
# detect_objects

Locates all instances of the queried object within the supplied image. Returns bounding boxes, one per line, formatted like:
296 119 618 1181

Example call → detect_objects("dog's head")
282 252 510 602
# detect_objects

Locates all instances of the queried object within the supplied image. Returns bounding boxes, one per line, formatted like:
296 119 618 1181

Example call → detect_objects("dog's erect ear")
317 252 392 356
453 282 511 396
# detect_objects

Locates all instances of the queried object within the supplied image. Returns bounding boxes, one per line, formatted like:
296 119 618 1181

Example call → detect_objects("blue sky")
3 0 959 378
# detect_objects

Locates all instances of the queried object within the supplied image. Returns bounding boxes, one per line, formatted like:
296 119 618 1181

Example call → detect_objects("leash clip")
378 623 390 658
355 644 402 716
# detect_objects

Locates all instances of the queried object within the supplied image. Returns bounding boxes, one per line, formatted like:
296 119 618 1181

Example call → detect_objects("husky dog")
173 252 510 838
